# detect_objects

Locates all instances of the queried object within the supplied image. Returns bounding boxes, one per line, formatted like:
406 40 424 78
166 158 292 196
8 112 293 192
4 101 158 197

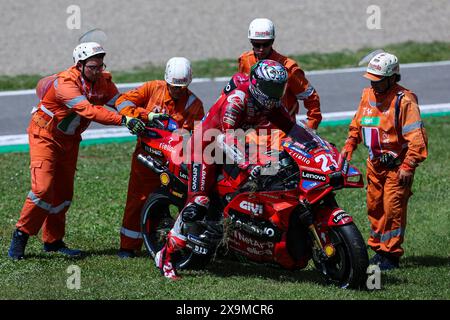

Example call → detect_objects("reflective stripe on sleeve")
65 95 87 108
185 94 196 111
402 121 423 135
116 101 136 112
106 93 120 107
296 86 315 100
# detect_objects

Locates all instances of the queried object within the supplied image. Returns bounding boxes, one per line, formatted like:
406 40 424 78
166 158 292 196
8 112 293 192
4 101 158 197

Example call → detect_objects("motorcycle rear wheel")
141 190 211 270
315 223 369 289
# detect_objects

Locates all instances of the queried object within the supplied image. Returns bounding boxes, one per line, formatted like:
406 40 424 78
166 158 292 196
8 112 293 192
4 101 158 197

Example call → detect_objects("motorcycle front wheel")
314 223 369 289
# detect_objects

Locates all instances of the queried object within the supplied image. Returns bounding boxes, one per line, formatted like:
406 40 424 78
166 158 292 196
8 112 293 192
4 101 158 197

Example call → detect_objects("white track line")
1 103 448 148
1 60 449 97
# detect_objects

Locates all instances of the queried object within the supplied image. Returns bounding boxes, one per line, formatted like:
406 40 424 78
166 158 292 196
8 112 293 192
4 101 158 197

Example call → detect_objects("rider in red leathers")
155 60 299 279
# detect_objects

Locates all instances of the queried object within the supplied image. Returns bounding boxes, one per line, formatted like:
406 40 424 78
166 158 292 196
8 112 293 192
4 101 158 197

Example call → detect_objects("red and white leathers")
238 49 321 129
343 83 428 258
159 73 296 278
116 80 204 251
16 66 123 244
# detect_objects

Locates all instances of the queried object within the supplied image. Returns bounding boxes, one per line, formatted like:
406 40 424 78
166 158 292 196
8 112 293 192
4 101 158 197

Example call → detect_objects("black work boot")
8 229 29 260
43 240 82 257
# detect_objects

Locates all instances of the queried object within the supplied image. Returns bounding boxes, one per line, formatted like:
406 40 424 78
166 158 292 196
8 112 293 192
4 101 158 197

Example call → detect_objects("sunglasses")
85 63 106 72
251 40 273 49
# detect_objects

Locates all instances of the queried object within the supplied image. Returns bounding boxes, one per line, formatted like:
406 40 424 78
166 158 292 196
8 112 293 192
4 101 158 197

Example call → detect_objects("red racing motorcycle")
139 119 369 289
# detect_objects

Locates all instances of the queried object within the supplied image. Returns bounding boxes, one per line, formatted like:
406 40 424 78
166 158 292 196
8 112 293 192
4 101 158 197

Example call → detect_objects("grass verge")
1 41 449 91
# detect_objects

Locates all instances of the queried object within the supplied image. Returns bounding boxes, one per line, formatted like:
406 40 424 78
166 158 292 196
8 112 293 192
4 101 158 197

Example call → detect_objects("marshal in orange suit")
116 57 205 258
342 52 428 271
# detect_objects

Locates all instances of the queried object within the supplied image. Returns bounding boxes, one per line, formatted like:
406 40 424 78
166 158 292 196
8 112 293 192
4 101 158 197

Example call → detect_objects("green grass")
1 41 450 91
0 116 448 300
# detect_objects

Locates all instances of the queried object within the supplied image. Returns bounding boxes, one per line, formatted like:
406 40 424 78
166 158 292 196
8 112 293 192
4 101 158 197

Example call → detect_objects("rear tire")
141 190 211 270
315 223 369 289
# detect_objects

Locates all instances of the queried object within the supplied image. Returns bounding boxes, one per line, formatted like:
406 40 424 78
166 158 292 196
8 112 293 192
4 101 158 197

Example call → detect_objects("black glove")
148 112 170 122
181 197 210 222
380 153 400 169
122 116 145 134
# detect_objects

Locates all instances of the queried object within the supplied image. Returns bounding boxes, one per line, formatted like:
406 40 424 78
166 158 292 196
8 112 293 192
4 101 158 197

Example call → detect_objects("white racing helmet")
248 18 275 40
73 42 106 64
165 57 192 87
364 52 400 81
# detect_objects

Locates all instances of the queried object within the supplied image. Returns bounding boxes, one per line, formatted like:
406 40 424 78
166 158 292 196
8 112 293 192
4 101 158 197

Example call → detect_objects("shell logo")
160 173 170 186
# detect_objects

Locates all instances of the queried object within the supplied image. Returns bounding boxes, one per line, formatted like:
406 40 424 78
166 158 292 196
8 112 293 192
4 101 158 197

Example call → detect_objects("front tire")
315 223 369 289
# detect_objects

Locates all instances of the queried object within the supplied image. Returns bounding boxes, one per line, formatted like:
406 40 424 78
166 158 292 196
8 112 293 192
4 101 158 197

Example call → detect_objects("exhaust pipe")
137 153 164 174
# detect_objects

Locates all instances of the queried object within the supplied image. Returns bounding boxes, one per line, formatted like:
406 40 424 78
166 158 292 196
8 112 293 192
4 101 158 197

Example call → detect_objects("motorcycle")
138 118 369 289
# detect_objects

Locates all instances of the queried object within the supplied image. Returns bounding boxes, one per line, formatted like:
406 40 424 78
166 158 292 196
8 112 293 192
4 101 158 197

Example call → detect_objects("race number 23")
315 154 338 172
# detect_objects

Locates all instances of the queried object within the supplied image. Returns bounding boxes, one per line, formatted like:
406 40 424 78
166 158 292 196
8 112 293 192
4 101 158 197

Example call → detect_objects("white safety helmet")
73 42 106 64
364 52 400 81
164 57 192 87
248 18 275 40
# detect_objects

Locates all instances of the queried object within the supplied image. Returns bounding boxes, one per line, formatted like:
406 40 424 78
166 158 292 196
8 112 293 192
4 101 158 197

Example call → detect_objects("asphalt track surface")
0 61 449 137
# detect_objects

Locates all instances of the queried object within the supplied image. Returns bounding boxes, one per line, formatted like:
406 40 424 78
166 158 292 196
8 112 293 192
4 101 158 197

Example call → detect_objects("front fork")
300 194 345 274
297 200 332 271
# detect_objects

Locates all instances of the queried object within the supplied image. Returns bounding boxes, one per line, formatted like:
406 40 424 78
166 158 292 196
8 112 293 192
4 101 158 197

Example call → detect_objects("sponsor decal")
332 210 351 224
187 235 209 255
171 190 183 198
92 46 104 53
160 173 170 186
143 145 163 157
296 148 312 159
179 170 188 180
159 142 174 152
363 107 373 115
361 116 381 126
286 142 311 158
368 62 382 71
247 247 273 256
191 163 201 192
223 78 237 94
167 120 178 131
234 230 274 249
288 150 311 164
301 180 320 190
239 201 263 215
301 171 326 182
172 77 188 85
255 31 271 37
227 91 245 106
200 167 206 191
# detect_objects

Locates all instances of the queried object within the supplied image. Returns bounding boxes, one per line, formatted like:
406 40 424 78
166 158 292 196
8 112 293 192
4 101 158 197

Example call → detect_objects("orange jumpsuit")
343 83 428 257
238 49 321 129
116 80 204 250
16 66 123 244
